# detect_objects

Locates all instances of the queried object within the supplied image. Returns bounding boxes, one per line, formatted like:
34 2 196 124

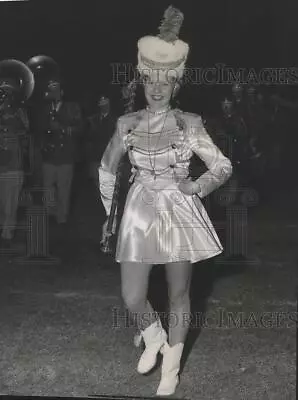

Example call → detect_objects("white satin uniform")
99 108 233 264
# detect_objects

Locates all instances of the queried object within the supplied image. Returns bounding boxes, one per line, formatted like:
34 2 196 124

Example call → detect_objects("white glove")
100 215 117 244
98 167 116 216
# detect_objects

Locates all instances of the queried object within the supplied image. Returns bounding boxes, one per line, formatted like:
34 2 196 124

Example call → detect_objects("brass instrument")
26 55 60 100
0 59 35 106
0 59 34 164
26 55 62 143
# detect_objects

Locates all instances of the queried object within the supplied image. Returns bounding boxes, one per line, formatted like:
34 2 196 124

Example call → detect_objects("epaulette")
118 110 144 133
173 109 201 131
177 110 200 119
174 109 201 118
118 110 141 122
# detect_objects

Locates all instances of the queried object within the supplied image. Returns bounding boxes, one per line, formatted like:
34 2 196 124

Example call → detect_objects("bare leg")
156 261 192 396
165 261 193 346
121 261 168 374
120 261 156 329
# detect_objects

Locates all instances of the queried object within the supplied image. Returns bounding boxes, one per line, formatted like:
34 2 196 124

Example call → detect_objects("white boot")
156 342 184 396
136 320 167 374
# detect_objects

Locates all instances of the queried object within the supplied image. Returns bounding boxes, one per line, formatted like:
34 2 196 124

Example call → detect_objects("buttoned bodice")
124 109 192 186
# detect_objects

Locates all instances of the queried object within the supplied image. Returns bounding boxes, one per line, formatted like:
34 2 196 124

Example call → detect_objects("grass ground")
0 182 296 399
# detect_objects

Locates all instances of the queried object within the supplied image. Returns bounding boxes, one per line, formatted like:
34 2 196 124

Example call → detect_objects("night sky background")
0 0 297 114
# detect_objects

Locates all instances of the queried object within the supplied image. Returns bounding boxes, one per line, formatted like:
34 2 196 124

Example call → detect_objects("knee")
121 287 146 312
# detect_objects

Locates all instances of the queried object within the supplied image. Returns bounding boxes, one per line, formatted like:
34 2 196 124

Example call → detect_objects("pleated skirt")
116 181 223 264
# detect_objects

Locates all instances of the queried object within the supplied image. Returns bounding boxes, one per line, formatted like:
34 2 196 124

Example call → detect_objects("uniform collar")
146 106 171 116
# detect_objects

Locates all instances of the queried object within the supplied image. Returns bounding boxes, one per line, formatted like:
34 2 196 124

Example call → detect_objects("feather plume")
158 5 184 42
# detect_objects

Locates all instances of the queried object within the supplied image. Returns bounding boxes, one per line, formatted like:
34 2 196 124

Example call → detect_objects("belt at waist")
131 166 189 189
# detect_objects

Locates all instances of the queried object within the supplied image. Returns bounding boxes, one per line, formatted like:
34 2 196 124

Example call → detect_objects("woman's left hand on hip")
178 177 199 196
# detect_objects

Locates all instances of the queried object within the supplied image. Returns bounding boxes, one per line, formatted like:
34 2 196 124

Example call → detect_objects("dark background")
0 0 297 113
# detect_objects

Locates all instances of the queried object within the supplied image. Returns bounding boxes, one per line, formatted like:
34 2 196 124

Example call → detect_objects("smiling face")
143 71 176 111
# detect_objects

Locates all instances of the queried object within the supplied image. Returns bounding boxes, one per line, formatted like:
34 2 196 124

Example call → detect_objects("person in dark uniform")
40 80 83 224
245 86 272 188
86 95 117 188
270 87 298 186
220 98 253 184
212 97 259 261
0 76 30 245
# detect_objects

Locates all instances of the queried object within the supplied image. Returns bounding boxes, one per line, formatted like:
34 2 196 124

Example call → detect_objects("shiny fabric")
99 109 232 264
98 167 116 215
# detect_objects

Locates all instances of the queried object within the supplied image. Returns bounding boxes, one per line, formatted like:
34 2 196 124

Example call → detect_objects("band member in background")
40 80 83 224
0 75 30 246
231 82 245 116
86 95 116 188
229 85 270 194
270 88 298 180
245 86 272 184
98 6 232 396
220 97 252 173
221 94 266 184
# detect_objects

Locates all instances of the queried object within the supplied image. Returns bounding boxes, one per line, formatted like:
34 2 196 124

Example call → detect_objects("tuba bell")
0 59 35 105
26 55 60 99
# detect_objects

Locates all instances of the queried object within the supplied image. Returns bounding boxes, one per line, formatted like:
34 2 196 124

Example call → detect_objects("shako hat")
137 5 189 81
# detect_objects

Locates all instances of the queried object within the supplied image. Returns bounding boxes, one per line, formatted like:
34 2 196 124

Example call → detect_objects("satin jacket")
98 108 233 216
